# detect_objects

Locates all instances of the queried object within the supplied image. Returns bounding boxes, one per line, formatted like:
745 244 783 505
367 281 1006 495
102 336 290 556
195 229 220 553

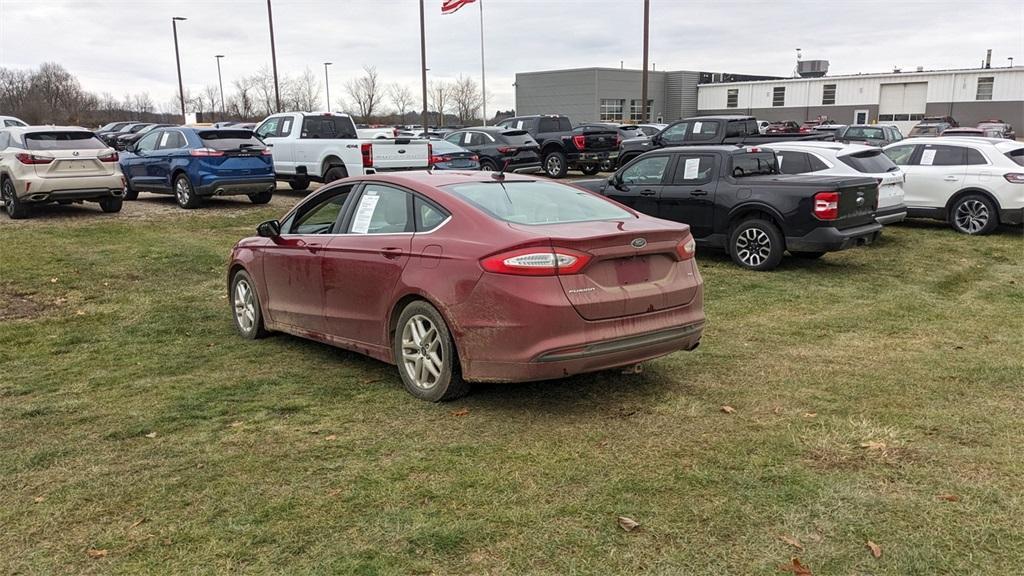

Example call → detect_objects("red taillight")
471 155 479 161
676 234 696 260
15 153 53 165
430 155 452 164
496 146 517 155
190 148 224 157
813 191 840 220
98 151 118 162
480 247 591 276
572 134 586 150
361 142 373 167
1004 173 1024 183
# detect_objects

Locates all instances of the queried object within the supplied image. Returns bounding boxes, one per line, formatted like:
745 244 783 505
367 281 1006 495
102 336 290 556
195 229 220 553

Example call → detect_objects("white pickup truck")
254 112 429 191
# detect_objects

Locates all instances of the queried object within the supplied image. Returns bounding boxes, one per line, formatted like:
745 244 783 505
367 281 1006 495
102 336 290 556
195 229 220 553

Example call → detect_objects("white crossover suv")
766 141 907 225
883 137 1024 235
0 126 125 219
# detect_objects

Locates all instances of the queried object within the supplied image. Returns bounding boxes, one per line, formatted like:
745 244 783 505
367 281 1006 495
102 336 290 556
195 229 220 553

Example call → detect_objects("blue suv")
120 127 275 209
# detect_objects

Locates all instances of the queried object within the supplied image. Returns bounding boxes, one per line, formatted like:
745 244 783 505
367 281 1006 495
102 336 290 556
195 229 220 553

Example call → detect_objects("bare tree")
252 65 284 117
286 67 321 112
344 65 382 122
388 83 414 124
229 76 255 120
133 92 154 116
450 75 483 125
202 85 220 115
428 80 453 127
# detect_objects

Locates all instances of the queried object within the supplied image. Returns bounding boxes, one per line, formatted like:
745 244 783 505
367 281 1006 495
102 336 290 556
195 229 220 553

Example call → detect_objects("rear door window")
24 131 106 150
671 155 715 184
688 120 719 141
558 117 572 131
730 152 778 177
538 117 558 133
348 184 412 234
301 116 356 139
158 131 187 150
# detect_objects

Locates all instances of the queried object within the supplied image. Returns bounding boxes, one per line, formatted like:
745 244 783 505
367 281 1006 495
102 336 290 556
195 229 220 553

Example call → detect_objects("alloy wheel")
735 228 772 267
545 155 561 176
954 199 989 234
233 278 256 333
2 182 13 215
400 314 443 390
175 178 190 206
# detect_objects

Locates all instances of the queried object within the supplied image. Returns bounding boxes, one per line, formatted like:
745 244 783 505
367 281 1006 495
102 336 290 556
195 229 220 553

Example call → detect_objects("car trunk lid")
570 125 619 153
31 149 116 178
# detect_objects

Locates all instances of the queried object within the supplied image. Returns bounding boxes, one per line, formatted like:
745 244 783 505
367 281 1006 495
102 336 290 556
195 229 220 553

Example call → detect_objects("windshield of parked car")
730 152 779 177
843 127 885 140
839 149 898 173
198 130 264 150
24 131 106 150
445 180 632 225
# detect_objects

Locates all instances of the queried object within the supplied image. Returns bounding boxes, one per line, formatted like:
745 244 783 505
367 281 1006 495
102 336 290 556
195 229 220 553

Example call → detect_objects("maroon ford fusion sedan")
227 171 705 401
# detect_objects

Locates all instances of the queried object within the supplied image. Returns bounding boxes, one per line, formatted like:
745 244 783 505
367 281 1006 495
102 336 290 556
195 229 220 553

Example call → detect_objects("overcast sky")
1 0 1022 114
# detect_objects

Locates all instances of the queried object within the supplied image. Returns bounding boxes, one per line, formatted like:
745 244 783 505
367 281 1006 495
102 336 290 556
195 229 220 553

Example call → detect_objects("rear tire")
174 174 203 209
288 177 309 191
2 179 29 219
580 164 601 176
323 166 347 183
543 151 568 178
729 218 785 271
790 251 825 259
949 194 998 235
230 269 268 339
98 196 123 213
393 301 469 402
479 159 497 172
248 190 273 204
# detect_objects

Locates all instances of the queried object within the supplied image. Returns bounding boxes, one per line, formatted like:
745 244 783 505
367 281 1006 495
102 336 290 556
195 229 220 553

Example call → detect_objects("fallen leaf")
778 534 803 550
617 516 640 532
75 310 86 316
451 408 470 417
720 405 736 414
86 548 108 559
144 432 157 439
129 518 146 530
33 496 45 504
778 557 812 575
860 441 887 450
324 434 337 441
866 540 882 558
103 282 110 287
936 493 960 502
50 277 58 283
802 412 817 418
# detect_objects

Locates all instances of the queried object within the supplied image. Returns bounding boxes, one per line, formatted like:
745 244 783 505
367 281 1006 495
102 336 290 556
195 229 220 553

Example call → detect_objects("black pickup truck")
575 145 881 270
618 115 833 168
495 114 619 178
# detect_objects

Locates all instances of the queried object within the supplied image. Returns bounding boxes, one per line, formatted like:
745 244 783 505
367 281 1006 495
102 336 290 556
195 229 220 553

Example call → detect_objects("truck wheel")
98 196 123 213
174 174 203 209
543 151 567 178
393 300 469 402
248 190 273 204
580 164 601 176
2 179 30 219
790 251 825 259
288 177 309 191
323 166 347 183
729 218 785 271
949 194 998 235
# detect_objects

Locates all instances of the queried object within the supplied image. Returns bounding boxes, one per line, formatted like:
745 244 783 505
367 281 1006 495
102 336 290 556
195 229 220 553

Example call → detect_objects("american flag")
441 0 476 14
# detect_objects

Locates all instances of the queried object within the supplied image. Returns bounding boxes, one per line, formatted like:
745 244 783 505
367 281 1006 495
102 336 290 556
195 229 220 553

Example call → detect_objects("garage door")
878 82 927 133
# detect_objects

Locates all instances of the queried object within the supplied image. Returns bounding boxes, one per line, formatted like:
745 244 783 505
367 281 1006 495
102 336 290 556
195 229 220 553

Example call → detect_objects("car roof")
764 141 876 154
451 126 514 134
2 125 94 135
889 136 1012 147
687 115 755 121
659 145 755 154
356 170 542 188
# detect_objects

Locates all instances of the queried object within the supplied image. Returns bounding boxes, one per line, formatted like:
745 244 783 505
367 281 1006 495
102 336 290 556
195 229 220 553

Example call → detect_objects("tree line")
1 62 507 128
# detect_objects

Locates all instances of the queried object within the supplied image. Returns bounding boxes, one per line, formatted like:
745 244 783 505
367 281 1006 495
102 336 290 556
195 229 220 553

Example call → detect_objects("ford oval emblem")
631 238 647 249
72 151 80 156
856 197 865 206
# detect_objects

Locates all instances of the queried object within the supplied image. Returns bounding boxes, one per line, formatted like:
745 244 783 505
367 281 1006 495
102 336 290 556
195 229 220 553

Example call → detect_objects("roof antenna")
491 158 510 181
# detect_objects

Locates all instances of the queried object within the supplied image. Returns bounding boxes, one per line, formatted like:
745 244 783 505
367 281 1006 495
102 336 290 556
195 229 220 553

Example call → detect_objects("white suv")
766 141 907 225
883 137 1024 235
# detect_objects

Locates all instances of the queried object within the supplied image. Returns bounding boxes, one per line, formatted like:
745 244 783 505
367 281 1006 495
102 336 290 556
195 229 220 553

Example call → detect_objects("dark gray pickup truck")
575 145 882 270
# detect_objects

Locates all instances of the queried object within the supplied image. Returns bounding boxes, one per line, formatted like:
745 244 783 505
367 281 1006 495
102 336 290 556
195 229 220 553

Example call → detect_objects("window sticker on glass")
776 154 784 168
350 192 381 234
692 121 703 133
683 157 701 180
920 149 936 166
159 132 170 147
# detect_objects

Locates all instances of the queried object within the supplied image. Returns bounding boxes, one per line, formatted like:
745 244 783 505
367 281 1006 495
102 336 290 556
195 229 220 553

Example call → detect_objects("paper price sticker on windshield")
693 121 703 133
683 158 701 180
350 192 380 234
776 154 784 168
920 149 936 166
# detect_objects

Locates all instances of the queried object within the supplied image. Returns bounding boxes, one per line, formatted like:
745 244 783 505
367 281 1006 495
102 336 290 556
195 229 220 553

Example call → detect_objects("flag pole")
420 0 428 135
479 0 487 125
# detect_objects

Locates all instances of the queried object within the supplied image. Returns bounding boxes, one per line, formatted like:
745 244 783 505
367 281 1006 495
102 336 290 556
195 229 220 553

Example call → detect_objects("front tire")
393 301 469 402
950 194 998 235
543 151 568 178
248 190 273 204
174 174 203 209
98 196 123 213
729 218 785 271
230 270 267 339
1 179 29 219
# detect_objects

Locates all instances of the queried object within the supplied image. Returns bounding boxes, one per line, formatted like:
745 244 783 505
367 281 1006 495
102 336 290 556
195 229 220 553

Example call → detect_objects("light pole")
266 0 281 112
323 62 333 112
172 17 187 121
215 55 226 118
1010 57 1015 68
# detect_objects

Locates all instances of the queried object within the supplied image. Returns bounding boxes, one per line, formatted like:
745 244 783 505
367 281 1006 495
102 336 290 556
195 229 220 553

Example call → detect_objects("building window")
600 99 625 122
976 77 994 100
772 87 785 107
726 89 738 108
629 99 653 121
822 84 836 105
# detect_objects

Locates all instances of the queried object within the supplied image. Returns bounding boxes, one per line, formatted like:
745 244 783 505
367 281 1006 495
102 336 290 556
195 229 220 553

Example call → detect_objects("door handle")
305 243 322 254
943 176 958 181
691 190 708 196
381 247 404 259
640 189 657 196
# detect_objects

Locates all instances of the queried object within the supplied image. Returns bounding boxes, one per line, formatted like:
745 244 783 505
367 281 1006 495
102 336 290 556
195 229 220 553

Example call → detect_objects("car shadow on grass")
893 217 1023 236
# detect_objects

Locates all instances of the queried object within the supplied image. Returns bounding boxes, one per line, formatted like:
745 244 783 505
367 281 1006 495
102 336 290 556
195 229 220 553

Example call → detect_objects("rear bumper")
22 187 123 203
196 177 276 197
786 221 883 252
569 150 618 166
875 204 908 225
1000 208 1024 226
11 173 123 201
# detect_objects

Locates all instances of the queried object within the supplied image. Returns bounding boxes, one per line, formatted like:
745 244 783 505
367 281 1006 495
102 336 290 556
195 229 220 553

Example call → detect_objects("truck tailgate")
370 139 429 171
572 125 619 152
835 179 879 227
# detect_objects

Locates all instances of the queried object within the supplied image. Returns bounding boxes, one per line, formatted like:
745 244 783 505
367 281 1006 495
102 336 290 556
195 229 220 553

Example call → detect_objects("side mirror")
256 219 281 238
609 174 626 190
650 135 661 146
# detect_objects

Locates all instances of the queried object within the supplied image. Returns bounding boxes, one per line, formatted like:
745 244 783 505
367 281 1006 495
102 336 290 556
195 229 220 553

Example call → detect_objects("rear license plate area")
615 256 650 285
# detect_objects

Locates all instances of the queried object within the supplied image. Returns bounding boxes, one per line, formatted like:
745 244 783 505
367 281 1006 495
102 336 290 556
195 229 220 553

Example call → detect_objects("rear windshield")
1006 148 1024 167
498 131 536 146
445 180 632 225
730 152 779 177
24 131 106 150
198 130 263 150
843 126 885 140
838 150 898 173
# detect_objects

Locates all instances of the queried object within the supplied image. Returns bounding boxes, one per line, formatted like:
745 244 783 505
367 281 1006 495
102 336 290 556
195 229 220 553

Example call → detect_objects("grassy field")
1 198 1022 575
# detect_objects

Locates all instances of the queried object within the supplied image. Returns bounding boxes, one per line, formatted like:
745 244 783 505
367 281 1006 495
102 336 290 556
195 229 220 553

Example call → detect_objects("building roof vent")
797 59 829 78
